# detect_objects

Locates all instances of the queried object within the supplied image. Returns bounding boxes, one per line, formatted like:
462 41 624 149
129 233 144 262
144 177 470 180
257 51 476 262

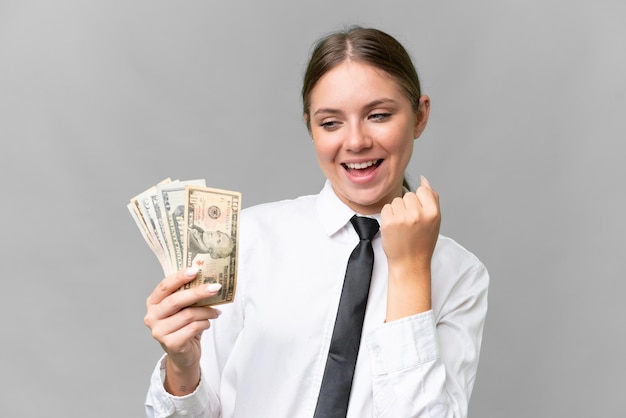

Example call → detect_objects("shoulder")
433 235 485 270
242 193 318 223
242 193 318 218
239 193 320 237
431 234 489 318
432 234 489 292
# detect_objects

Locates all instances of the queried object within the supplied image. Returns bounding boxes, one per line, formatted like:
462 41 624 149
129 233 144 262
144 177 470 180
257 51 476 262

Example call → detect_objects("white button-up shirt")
146 181 489 417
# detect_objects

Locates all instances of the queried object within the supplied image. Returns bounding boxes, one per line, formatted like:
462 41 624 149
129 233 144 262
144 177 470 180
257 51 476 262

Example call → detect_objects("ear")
413 95 431 139
303 113 312 133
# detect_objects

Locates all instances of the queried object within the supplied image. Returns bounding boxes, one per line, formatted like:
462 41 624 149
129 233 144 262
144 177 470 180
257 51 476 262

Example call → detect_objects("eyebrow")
312 98 399 117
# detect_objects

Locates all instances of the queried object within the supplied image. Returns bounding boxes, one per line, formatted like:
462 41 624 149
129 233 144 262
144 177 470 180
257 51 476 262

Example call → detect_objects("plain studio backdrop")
1 1 624 417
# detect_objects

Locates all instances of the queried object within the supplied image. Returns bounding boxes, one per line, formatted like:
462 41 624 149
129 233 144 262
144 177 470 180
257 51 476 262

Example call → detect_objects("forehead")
309 60 406 108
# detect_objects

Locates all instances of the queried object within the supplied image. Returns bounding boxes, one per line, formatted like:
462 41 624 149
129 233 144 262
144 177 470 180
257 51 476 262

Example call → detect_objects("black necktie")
314 215 380 418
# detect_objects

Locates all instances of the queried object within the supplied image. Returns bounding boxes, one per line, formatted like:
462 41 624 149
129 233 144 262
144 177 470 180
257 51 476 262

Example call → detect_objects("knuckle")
179 308 195 323
404 192 417 202
150 326 163 341
198 319 212 332
157 280 170 294
163 295 182 313
185 320 207 336
427 208 441 220
190 321 206 333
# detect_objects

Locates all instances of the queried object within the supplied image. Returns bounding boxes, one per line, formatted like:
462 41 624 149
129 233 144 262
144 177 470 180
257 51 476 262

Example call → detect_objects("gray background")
1 1 624 417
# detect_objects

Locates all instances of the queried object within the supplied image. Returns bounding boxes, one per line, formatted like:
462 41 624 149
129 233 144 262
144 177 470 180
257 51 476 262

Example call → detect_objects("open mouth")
342 159 383 171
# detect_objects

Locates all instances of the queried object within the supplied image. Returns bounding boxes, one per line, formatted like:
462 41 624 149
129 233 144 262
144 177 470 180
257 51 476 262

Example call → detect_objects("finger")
148 267 200 306
150 305 221 339
402 191 421 214
380 202 393 226
154 282 223 320
390 195 408 218
415 192 439 219
416 182 439 208
419 175 438 199
158 318 213 352
417 173 439 200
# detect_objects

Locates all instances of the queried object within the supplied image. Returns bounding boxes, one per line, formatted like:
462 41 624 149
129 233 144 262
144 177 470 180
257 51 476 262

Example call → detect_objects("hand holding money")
128 178 241 306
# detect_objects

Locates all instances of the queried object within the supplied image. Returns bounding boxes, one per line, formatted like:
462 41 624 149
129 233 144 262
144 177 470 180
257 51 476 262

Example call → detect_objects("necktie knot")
350 215 379 241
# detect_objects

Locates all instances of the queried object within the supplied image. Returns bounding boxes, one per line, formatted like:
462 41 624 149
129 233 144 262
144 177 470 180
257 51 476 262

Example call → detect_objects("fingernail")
421 175 430 186
206 283 222 293
215 308 223 316
184 267 199 278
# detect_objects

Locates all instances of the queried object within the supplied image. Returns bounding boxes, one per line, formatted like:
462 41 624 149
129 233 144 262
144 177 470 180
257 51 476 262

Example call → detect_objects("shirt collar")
316 180 381 237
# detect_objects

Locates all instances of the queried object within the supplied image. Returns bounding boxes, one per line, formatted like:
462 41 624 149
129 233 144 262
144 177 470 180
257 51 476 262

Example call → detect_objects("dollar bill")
128 179 240 306
156 179 206 271
127 202 162 262
128 178 173 275
182 185 241 306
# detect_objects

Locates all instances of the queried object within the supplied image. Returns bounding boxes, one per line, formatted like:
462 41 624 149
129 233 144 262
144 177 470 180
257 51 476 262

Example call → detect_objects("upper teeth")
346 160 377 169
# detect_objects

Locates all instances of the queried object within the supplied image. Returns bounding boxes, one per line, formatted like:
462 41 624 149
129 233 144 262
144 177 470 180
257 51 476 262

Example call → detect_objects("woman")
145 26 489 417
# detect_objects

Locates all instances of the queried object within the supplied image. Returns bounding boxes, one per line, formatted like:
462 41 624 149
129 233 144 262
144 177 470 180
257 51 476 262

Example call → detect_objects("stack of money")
128 178 241 306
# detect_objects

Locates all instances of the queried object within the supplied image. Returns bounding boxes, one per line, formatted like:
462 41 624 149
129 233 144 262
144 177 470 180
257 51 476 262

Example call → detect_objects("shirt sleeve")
144 354 221 418
144 212 251 418
366 262 489 418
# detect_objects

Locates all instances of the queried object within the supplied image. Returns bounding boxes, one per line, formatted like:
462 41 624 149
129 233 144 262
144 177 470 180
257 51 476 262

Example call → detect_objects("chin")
345 194 386 213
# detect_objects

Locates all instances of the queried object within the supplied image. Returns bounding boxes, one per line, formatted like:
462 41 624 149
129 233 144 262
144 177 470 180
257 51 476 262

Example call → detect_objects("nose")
343 121 372 152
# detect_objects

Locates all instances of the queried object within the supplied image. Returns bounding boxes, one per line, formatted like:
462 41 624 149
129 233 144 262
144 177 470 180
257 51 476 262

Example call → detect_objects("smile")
342 159 383 170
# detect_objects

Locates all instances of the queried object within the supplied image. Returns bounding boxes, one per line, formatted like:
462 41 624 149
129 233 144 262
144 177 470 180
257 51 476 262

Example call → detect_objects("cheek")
386 133 414 171
383 127 414 155
400 137 414 160
312 135 337 163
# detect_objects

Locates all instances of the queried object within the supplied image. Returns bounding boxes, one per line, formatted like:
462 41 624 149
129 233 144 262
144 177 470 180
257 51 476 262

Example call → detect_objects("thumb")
419 175 432 190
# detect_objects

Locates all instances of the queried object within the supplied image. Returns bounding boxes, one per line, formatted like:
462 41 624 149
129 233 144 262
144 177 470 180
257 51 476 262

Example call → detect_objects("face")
308 60 429 214
201 230 233 258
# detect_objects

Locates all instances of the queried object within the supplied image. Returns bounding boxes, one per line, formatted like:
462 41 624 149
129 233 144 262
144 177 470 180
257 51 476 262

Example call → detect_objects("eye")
369 112 392 121
319 120 341 130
